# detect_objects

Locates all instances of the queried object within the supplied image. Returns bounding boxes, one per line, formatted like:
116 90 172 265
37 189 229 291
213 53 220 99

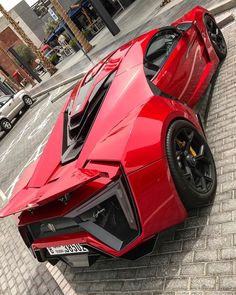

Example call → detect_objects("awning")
47 21 66 42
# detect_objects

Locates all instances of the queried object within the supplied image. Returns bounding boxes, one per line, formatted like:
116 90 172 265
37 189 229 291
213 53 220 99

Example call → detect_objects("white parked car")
0 90 33 132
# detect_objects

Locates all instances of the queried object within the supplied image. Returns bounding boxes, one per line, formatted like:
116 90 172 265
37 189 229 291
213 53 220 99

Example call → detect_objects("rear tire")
0 118 12 132
205 14 227 60
166 120 217 209
23 95 33 107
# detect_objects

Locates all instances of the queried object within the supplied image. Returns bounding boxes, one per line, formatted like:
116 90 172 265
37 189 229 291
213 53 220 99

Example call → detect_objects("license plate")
47 244 89 256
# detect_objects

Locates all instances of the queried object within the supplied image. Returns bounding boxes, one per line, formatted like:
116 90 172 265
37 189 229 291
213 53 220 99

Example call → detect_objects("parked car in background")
0 90 33 132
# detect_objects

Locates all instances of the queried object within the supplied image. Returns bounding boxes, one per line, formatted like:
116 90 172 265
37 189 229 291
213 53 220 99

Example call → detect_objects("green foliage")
48 53 59 65
81 28 92 40
14 44 35 65
69 38 80 51
43 17 60 35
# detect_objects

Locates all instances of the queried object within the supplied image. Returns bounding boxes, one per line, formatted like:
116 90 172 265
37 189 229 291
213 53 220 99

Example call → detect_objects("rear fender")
124 100 201 239
122 96 203 174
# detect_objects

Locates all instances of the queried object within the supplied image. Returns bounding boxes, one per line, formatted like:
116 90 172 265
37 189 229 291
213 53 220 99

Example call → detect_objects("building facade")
0 0 45 91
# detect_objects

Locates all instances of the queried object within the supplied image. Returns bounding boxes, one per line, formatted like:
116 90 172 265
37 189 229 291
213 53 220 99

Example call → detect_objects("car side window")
144 29 180 80
0 96 10 107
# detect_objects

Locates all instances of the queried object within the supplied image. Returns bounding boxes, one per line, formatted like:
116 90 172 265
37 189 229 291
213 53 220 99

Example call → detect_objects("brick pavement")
0 10 236 295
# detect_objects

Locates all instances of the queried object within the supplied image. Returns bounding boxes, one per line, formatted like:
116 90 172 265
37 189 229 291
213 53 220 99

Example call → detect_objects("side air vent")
62 71 116 164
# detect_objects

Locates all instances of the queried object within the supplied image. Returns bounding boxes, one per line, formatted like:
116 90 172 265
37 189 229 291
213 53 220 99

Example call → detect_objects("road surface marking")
3 131 51 200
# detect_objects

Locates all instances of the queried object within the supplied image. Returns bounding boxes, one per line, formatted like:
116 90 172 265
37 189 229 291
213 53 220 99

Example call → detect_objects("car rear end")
16 165 142 267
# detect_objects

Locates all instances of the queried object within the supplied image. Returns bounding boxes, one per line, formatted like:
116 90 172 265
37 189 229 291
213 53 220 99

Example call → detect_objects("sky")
0 0 37 11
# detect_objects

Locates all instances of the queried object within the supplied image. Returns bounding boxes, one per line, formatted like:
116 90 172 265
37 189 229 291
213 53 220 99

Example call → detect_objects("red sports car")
0 7 227 267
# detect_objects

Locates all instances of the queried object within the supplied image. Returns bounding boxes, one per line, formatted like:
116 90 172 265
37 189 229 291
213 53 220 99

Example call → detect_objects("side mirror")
176 22 193 33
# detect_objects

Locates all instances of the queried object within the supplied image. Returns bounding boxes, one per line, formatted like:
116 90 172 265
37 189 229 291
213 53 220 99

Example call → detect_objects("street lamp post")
89 0 120 36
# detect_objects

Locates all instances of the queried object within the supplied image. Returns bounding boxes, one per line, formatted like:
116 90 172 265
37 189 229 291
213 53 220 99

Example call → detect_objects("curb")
30 93 49 109
31 71 86 99
209 0 236 15
50 81 78 103
0 189 7 201
216 12 235 28
156 0 184 16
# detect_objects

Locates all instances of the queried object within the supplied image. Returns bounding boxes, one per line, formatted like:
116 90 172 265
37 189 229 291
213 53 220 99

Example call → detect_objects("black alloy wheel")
205 14 227 60
166 120 217 209
0 118 12 132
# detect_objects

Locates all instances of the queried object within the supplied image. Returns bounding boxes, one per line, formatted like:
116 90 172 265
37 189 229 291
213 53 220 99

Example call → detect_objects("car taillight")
66 180 140 251
28 180 140 251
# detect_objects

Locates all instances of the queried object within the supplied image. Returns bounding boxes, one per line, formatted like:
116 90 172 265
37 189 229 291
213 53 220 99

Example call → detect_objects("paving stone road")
0 10 236 295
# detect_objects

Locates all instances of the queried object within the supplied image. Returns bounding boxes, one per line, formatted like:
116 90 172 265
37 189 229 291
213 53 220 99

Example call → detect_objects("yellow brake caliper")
176 140 197 157
190 146 197 157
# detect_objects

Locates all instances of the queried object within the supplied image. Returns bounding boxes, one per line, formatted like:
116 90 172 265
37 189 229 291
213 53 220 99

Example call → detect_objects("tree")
0 4 57 76
50 0 92 53
14 44 35 66
43 17 60 35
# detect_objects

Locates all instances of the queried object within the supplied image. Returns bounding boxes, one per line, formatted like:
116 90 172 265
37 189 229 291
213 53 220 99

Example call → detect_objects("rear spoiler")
0 168 101 218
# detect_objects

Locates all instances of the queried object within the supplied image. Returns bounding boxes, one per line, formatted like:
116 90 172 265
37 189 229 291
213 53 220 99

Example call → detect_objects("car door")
0 96 11 118
1 95 19 120
144 26 208 105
